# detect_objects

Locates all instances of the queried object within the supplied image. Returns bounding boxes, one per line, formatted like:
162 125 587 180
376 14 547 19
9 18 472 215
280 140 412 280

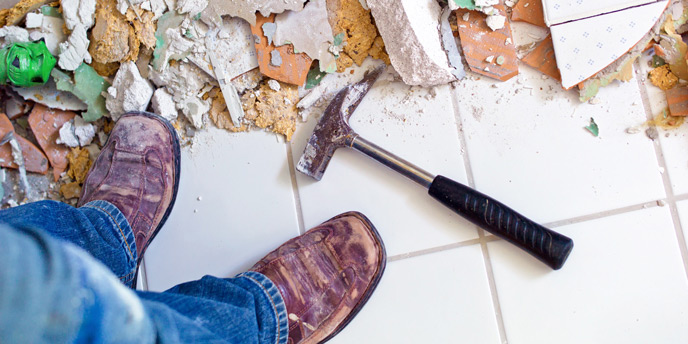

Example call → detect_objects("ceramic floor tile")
456 67 665 224
542 0 660 25
329 245 501 344
675 200 688 249
488 206 688 344
636 52 688 196
144 127 300 292
292 77 475 257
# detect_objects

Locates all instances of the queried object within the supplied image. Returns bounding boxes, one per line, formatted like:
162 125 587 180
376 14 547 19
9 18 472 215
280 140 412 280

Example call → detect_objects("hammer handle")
428 175 573 270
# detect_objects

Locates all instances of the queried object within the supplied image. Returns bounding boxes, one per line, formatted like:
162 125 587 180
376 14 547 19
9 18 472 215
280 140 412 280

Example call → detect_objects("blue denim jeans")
0 200 289 344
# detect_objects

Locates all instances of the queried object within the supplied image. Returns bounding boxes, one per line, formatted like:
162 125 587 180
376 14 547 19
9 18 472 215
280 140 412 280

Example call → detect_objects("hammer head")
296 65 386 180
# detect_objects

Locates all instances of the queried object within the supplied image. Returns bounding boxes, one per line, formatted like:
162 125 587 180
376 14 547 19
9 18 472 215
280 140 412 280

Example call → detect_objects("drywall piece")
455 6 518 81
57 25 92 71
511 0 546 27
655 18 688 80
521 34 561 81
106 61 154 121
0 26 29 47
25 12 42 28
251 13 313 86
27 104 75 180
203 17 259 81
61 0 96 31
367 0 455 87
542 0 659 26
439 8 466 80
51 64 109 121
0 0 52 27
149 61 213 129
177 0 208 14
151 11 190 71
666 86 688 116
203 0 307 26
56 116 95 147
274 0 336 73
0 113 48 175
550 1 668 89
151 88 178 121
13 79 86 112
27 16 66 55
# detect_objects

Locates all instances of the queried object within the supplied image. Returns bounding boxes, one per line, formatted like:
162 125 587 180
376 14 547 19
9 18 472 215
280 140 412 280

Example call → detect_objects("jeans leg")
0 200 138 286
0 224 156 344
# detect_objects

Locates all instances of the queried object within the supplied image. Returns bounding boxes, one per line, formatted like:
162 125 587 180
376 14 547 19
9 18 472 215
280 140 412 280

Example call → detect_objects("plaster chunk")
105 61 154 121
151 88 178 121
486 14 506 31
177 0 208 14
27 16 66 55
57 116 96 147
149 61 212 128
58 25 92 71
204 0 307 26
25 13 43 28
0 26 29 47
367 0 455 86
61 0 96 31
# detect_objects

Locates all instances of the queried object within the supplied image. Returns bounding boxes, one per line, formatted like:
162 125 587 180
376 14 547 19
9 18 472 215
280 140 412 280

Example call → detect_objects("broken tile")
666 86 688 116
455 6 518 81
550 1 667 89
105 61 154 121
51 63 110 121
27 104 75 180
511 0 547 28
440 7 466 80
203 0 307 26
521 34 561 81
0 113 48 174
655 17 688 80
274 0 336 73
542 0 659 26
368 0 456 86
251 13 313 86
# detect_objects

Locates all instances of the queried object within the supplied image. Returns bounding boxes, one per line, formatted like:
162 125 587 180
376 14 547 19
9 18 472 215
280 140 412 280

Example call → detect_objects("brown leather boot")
250 211 386 344
78 111 180 266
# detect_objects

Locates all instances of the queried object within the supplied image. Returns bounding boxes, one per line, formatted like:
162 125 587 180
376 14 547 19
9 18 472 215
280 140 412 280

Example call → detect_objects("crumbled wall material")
105 61 154 121
204 0 307 26
0 0 52 27
57 24 92 70
151 88 178 121
88 0 139 65
61 0 96 31
649 64 679 90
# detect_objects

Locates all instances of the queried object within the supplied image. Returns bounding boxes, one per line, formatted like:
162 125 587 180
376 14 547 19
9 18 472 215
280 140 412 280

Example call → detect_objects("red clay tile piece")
250 13 313 86
456 7 518 81
511 0 547 28
0 113 49 174
28 104 76 181
666 86 688 116
521 34 561 81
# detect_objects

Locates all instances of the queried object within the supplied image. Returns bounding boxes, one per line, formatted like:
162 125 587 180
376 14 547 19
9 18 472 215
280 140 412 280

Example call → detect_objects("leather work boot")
78 111 180 267
250 211 386 344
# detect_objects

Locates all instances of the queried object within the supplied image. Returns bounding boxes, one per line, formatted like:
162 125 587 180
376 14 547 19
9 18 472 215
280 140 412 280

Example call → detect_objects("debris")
0 26 29 46
150 11 187 71
485 14 506 31
511 0 546 27
59 181 81 199
649 64 679 90
584 117 599 137
105 61 154 121
251 13 312 86
305 63 328 89
656 16 688 80
56 116 96 147
273 0 336 73
66 146 91 184
645 126 659 140
666 86 688 116
151 88 178 121
241 80 300 140
521 34 561 81
149 61 212 129
202 0 307 26
1 40 56 87
456 6 518 81
61 0 96 31
4 96 30 119
88 0 139 65
176 0 209 15
367 0 455 87
439 8 466 80
27 16 66 56
0 113 48 175
578 55 637 102
24 13 43 29
13 76 87 111
57 25 92 71
0 0 52 27
51 63 110 121
449 0 476 10
647 108 685 128
268 79 281 91
27 104 75 180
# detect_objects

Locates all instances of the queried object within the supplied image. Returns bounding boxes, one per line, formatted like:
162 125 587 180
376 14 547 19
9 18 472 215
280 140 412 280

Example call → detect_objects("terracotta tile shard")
511 0 546 28
28 104 76 181
0 114 49 174
456 7 518 81
666 86 688 116
521 34 561 81
251 13 313 86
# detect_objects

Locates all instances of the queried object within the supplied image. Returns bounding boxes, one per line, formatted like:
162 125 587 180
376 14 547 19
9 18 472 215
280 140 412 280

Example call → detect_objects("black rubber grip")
429 175 573 270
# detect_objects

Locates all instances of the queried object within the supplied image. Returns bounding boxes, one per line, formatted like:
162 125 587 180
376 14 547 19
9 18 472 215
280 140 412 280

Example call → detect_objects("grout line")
448 83 508 344
634 59 688 280
285 143 307 235
388 238 482 262
542 200 660 228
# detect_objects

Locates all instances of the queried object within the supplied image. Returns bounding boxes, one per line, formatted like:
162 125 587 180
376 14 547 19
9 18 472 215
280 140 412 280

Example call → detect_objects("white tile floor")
140 39 688 344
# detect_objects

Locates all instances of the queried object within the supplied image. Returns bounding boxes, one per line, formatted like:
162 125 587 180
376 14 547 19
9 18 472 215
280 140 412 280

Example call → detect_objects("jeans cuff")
80 200 138 265
237 271 289 344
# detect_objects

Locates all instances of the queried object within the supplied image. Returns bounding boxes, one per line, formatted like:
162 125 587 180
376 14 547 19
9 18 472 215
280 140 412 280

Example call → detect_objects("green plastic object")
0 40 56 87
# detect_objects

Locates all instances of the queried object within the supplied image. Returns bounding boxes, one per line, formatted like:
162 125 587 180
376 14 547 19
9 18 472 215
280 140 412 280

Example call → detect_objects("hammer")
297 65 574 270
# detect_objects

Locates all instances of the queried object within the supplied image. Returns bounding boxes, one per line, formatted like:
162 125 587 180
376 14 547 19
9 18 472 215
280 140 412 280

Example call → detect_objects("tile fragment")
51 63 109 121
27 104 75 180
666 86 688 116
511 0 546 28
455 6 518 81
250 13 312 86
521 34 561 81
0 113 48 174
